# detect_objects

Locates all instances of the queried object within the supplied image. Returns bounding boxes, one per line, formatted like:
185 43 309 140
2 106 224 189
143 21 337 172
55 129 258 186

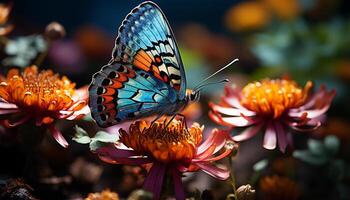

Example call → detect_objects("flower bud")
45 21 65 40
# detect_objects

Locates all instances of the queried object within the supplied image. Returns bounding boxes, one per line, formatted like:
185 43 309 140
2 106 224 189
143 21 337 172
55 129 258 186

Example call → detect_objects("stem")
227 157 239 200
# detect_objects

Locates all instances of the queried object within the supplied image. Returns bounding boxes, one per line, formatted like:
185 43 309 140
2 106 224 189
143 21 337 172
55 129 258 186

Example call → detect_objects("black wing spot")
108 71 117 79
97 96 103 104
117 66 125 72
97 87 104 95
102 79 111 86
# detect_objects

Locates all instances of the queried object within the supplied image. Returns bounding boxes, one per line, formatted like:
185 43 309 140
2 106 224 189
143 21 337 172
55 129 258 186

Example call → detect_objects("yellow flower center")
240 79 312 118
0 66 76 119
120 120 203 164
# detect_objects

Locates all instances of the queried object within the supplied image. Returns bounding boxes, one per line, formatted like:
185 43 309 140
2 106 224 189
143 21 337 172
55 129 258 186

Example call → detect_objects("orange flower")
225 2 271 32
85 189 119 200
261 0 301 20
120 120 202 164
0 65 89 147
240 79 312 119
96 119 237 199
0 3 13 35
210 78 335 152
259 175 301 200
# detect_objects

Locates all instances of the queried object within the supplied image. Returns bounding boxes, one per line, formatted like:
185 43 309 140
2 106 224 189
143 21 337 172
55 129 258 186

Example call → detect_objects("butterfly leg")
175 113 188 130
151 111 166 125
163 114 177 130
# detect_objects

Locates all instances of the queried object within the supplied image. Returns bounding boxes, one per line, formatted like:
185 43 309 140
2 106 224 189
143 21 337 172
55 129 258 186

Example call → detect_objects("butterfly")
88 1 201 127
89 1 236 127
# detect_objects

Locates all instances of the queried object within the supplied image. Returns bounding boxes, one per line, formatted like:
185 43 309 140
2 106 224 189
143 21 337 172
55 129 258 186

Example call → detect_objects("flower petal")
274 122 287 153
0 101 18 109
232 123 263 141
171 168 185 200
209 103 256 117
220 116 254 127
49 125 69 148
96 145 151 165
195 162 230 180
3 115 30 128
143 163 166 200
0 108 20 115
197 129 231 156
263 123 276 150
65 105 90 120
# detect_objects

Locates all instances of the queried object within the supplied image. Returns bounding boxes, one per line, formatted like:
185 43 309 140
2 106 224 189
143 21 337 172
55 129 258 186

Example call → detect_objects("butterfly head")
186 89 200 103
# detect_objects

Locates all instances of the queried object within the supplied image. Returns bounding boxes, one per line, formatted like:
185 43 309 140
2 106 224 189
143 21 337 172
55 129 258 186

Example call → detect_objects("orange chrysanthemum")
0 3 13 36
0 65 89 147
97 119 237 199
240 79 312 118
261 0 301 20
225 2 271 32
120 120 202 164
210 78 335 152
85 189 119 200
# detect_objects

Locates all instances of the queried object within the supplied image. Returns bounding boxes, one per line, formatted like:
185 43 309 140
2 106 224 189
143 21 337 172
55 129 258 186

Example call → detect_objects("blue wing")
89 63 178 127
111 1 186 100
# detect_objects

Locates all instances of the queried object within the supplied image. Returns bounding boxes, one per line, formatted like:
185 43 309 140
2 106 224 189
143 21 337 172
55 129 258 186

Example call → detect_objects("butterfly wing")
89 63 178 127
89 2 187 127
111 1 186 100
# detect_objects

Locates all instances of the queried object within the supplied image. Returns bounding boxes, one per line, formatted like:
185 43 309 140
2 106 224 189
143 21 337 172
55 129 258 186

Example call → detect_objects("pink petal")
96 144 151 165
0 108 20 115
195 162 230 180
49 125 69 148
3 115 30 128
220 116 255 127
196 143 236 162
71 86 89 102
210 103 256 117
274 122 287 153
232 123 263 141
197 129 230 156
263 123 276 150
208 111 226 125
171 168 185 200
65 105 90 120
143 163 166 200
288 105 331 119
288 120 321 132
96 145 140 157
0 101 18 109
99 155 151 165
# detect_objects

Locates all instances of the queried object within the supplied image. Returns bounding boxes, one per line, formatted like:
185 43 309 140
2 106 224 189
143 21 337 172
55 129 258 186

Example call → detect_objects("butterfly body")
88 1 200 127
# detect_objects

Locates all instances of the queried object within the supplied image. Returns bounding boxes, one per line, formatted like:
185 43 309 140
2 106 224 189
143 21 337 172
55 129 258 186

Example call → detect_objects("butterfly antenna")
194 79 229 92
193 58 239 91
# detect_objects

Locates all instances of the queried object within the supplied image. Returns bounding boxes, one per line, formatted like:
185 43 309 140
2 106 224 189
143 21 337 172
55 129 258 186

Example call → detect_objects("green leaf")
307 139 326 156
293 150 328 165
324 135 340 155
92 131 118 143
89 131 118 151
253 159 268 171
72 126 91 144
89 140 110 151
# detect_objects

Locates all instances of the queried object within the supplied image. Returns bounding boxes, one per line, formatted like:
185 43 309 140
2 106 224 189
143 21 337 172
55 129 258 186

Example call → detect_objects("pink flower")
95 119 237 200
209 79 335 152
